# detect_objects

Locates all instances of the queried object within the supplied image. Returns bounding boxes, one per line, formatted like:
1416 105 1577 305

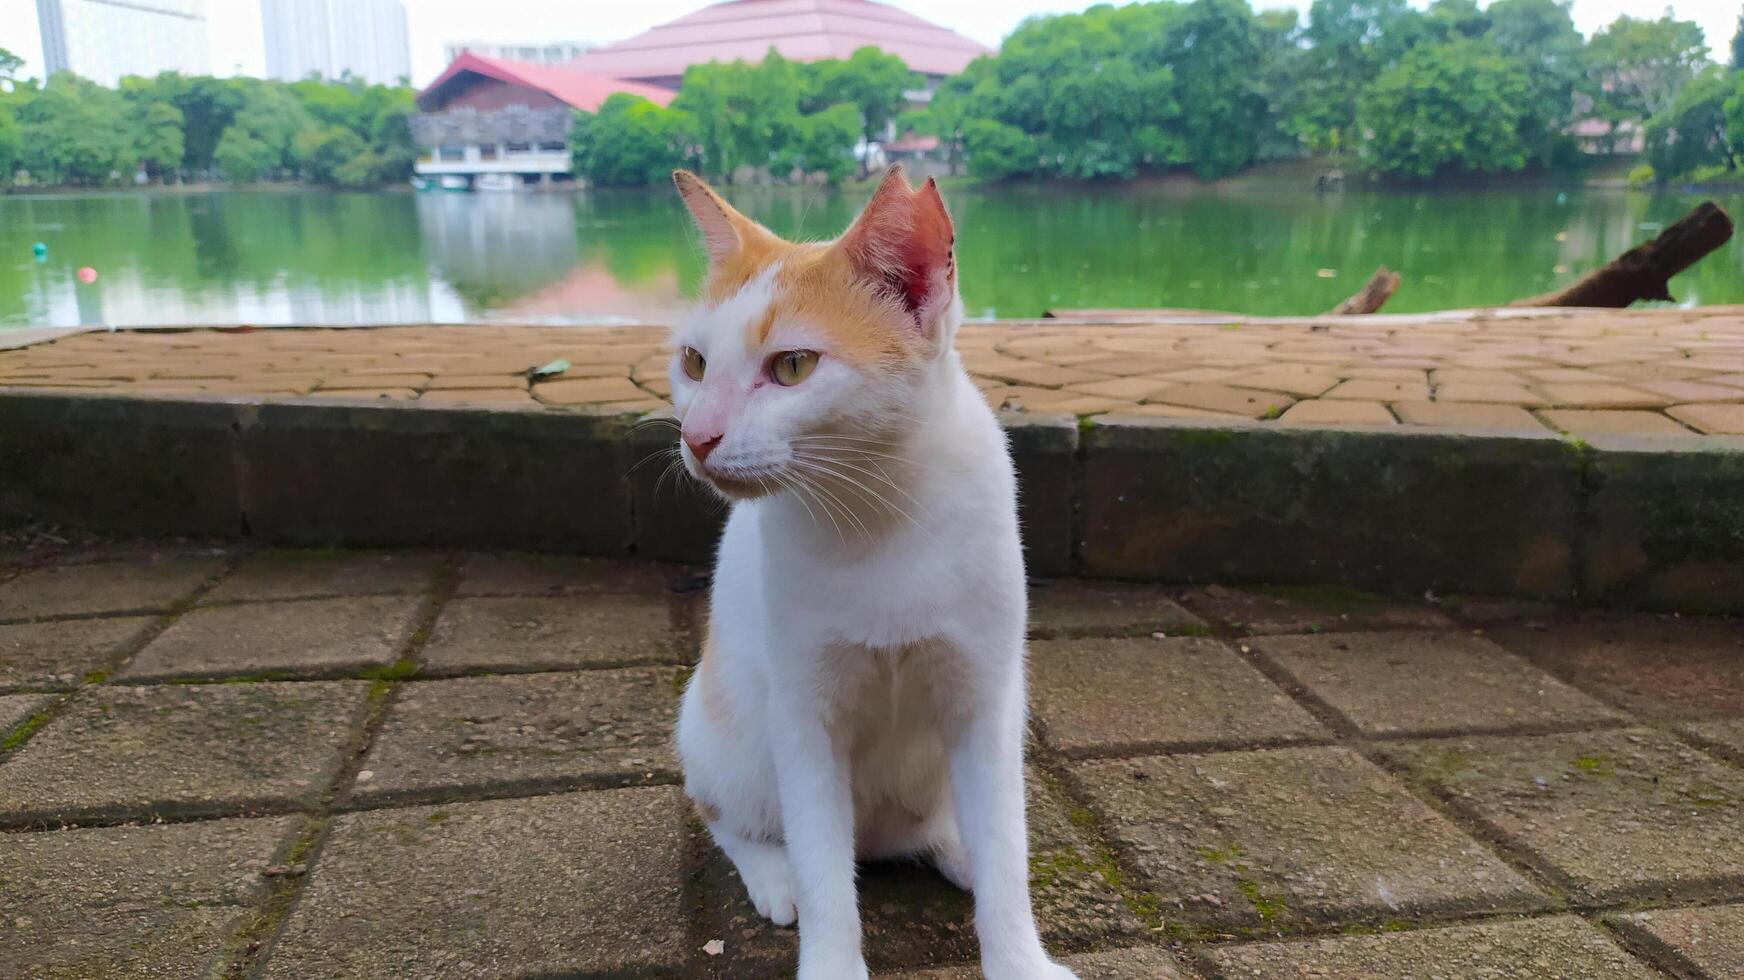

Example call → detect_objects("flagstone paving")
8 307 1744 436
0 544 1739 978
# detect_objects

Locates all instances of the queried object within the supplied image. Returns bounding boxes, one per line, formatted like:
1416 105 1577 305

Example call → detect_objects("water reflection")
2 185 1741 329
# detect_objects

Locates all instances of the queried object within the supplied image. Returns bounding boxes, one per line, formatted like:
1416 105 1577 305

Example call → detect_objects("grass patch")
359 658 419 682
1236 877 1287 923
1 709 54 752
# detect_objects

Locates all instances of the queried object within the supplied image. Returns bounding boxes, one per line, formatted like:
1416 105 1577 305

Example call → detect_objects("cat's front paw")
735 847 797 926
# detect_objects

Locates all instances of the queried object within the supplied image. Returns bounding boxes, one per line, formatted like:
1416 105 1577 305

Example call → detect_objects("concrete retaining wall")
3 392 1741 611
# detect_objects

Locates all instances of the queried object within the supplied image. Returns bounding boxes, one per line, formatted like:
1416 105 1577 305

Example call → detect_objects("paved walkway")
1 545 1740 977
4 307 1744 436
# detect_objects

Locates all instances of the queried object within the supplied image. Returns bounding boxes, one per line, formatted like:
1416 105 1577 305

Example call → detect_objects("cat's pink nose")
684 430 722 464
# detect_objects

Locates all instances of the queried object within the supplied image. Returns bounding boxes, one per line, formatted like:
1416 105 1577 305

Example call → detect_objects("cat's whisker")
791 457 916 532
790 463 875 543
771 470 820 526
784 468 848 545
629 444 679 475
794 451 929 520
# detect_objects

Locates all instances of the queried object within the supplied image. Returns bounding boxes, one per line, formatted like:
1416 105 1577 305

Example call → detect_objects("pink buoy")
77 266 97 284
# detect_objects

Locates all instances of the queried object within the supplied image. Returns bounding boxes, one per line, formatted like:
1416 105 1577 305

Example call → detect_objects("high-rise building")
35 0 211 87
261 0 411 86
443 41 592 68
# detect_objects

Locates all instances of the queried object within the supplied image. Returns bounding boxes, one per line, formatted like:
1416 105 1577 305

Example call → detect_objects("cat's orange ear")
837 165 956 332
673 170 774 265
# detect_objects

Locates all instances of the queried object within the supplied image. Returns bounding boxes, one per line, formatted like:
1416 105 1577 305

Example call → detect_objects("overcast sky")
0 0 1738 87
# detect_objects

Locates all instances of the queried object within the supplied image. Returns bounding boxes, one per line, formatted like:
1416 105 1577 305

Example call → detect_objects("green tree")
1484 0 1583 168
290 77 417 184
902 65 977 175
1587 14 1710 146
1358 40 1532 179
571 93 694 187
294 125 368 185
962 118 1038 180
0 46 22 82
15 73 134 184
671 51 805 180
1647 68 1736 178
1733 8 1744 70
806 46 918 176
1296 0 1428 153
1426 0 1490 40
1253 9 1309 160
780 102 860 182
1156 0 1268 178
169 75 247 173
950 3 1183 180
213 127 274 182
133 101 186 180
0 94 21 184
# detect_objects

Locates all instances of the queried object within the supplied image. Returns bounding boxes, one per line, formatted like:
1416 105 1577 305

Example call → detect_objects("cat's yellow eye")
680 347 706 382
771 350 818 387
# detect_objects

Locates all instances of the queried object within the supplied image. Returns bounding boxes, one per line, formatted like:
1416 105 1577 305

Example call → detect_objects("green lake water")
1 183 1739 329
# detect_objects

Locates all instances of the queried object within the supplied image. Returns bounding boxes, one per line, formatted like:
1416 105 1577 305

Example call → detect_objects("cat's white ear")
837 165 956 334
673 170 772 265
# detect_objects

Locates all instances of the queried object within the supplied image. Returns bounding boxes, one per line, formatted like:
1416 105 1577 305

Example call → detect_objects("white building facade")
35 0 210 87
442 42 591 68
261 0 411 86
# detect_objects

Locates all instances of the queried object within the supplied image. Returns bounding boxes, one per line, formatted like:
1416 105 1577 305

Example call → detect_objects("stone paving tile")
1377 728 1744 902
1178 584 1454 635
1200 915 1658 979
883 945 1186 978
0 692 48 737
0 555 225 619
1149 384 1295 418
455 552 678 596
421 594 691 673
0 681 371 823
1322 379 1429 402
1538 409 1695 436
349 667 679 804
1436 382 1548 405
13 316 1743 436
692 766 1143 977
1390 400 1547 431
1278 399 1394 424
1491 618 1744 720
1613 903 1744 979
1071 746 1541 930
0 615 155 688
202 549 440 602
1030 637 1326 755
261 788 686 978
119 595 424 682
0 816 295 980
1251 631 1623 737
1027 580 1206 639
1668 402 1744 434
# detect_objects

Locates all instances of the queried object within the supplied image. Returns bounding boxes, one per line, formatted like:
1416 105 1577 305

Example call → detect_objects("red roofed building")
410 52 674 187
574 0 988 90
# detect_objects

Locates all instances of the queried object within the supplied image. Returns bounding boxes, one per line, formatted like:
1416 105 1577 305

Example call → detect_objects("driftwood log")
1511 201 1733 308
1327 266 1401 315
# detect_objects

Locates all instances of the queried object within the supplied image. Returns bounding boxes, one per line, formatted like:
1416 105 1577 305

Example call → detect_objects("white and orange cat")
669 167 1075 980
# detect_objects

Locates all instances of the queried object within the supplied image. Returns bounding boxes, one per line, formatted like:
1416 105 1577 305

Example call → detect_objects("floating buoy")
77 266 97 284
31 242 46 258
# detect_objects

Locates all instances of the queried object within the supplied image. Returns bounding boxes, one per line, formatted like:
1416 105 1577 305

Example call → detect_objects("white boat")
473 173 523 193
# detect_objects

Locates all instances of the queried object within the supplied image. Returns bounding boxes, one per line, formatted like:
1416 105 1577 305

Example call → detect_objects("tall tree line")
0 57 417 188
